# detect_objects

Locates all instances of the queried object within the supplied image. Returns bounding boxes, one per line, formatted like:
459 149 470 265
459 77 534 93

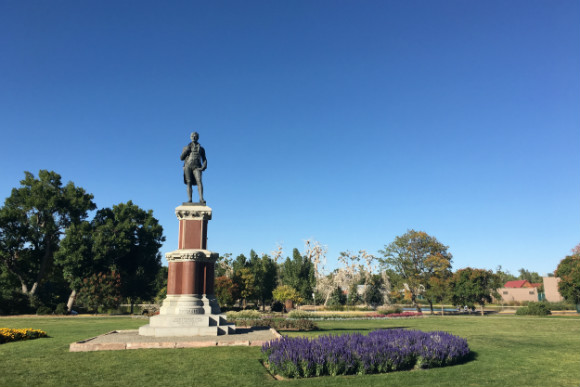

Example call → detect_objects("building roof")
504 280 532 288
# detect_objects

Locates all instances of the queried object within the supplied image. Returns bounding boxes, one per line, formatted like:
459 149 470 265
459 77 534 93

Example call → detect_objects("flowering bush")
0 328 48 344
388 312 423 318
262 328 469 378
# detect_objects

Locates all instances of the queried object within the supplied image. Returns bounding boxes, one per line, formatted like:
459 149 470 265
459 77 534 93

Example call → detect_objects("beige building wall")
498 287 539 303
543 276 564 302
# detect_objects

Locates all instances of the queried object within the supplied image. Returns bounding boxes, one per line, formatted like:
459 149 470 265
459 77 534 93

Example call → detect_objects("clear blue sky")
1 1 578 277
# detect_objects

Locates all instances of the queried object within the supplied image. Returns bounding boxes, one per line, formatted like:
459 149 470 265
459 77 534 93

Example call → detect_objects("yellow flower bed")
0 328 48 344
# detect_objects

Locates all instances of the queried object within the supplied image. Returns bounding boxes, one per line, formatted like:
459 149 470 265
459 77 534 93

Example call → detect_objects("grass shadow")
232 326 271 335
312 326 410 333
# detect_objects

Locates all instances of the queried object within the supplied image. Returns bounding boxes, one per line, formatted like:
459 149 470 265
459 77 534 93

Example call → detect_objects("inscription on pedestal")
172 317 204 325
180 308 205 314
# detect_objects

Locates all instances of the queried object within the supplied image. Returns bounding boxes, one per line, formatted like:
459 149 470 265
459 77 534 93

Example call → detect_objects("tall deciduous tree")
555 247 580 304
55 221 104 311
449 267 502 316
379 230 452 312
0 170 95 299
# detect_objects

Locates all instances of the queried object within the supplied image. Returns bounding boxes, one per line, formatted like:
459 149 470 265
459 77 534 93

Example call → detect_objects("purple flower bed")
261 328 470 378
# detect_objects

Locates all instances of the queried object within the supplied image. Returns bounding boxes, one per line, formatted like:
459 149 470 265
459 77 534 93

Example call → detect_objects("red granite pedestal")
139 204 235 336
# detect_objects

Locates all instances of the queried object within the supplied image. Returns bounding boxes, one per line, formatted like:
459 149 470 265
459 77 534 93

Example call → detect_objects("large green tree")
55 221 103 311
280 248 316 301
363 274 385 307
379 230 452 312
555 250 580 304
449 267 502 316
91 201 164 311
249 251 278 311
0 170 95 300
57 201 164 312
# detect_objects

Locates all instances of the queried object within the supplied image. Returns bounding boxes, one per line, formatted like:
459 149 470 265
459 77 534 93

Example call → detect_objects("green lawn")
0 315 578 387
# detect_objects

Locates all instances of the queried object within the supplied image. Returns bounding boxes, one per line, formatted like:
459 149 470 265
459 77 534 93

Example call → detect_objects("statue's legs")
197 185 204 203
186 184 193 202
194 169 205 203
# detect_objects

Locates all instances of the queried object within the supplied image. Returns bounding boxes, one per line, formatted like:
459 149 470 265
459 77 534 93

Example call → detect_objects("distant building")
503 280 539 289
542 276 564 302
496 277 563 303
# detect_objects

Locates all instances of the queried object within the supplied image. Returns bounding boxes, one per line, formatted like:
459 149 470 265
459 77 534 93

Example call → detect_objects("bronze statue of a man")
181 132 207 204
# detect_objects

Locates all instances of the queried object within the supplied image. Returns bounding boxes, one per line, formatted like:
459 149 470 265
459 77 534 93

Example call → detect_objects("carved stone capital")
165 249 219 263
175 204 213 221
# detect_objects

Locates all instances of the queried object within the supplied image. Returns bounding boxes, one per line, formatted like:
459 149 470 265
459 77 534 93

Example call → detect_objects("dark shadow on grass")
230 326 271 334
312 326 410 333
465 350 479 363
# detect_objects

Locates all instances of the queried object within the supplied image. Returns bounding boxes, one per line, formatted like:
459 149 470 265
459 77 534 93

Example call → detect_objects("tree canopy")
0 170 95 298
449 267 502 315
280 248 316 301
379 230 452 312
555 250 580 304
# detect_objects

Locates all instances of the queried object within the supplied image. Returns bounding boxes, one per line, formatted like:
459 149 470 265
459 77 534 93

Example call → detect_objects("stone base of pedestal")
138 314 236 336
158 294 222 315
139 294 235 337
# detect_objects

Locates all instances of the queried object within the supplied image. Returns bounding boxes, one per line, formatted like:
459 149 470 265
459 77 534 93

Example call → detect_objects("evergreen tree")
280 248 316 300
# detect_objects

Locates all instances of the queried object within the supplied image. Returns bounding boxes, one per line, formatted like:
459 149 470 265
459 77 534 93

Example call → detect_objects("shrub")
541 301 575 311
327 287 346 307
76 271 121 313
324 304 346 311
377 305 403 315
262 328 470 378
226 310 261 320
270 301 284 312
272 285 303 304
389 312 423 318
230 317 318 331
516 303 551 316
54 303 68 315
0 290 32 315
275 319 317 331
287 310 314 319
36 306 53 315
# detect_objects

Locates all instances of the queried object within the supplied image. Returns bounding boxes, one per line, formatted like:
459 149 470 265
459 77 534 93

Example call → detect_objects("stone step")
139 313 236 337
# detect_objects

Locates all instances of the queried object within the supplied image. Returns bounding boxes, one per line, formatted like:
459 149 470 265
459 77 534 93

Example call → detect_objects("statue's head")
191 132 199 142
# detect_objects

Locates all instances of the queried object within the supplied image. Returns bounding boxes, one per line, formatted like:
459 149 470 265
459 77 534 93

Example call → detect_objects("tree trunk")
480 304 485 316
34 239 55 296
412 294 422 313
428 300 434 314
29 281 40 297
66 289 77 312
